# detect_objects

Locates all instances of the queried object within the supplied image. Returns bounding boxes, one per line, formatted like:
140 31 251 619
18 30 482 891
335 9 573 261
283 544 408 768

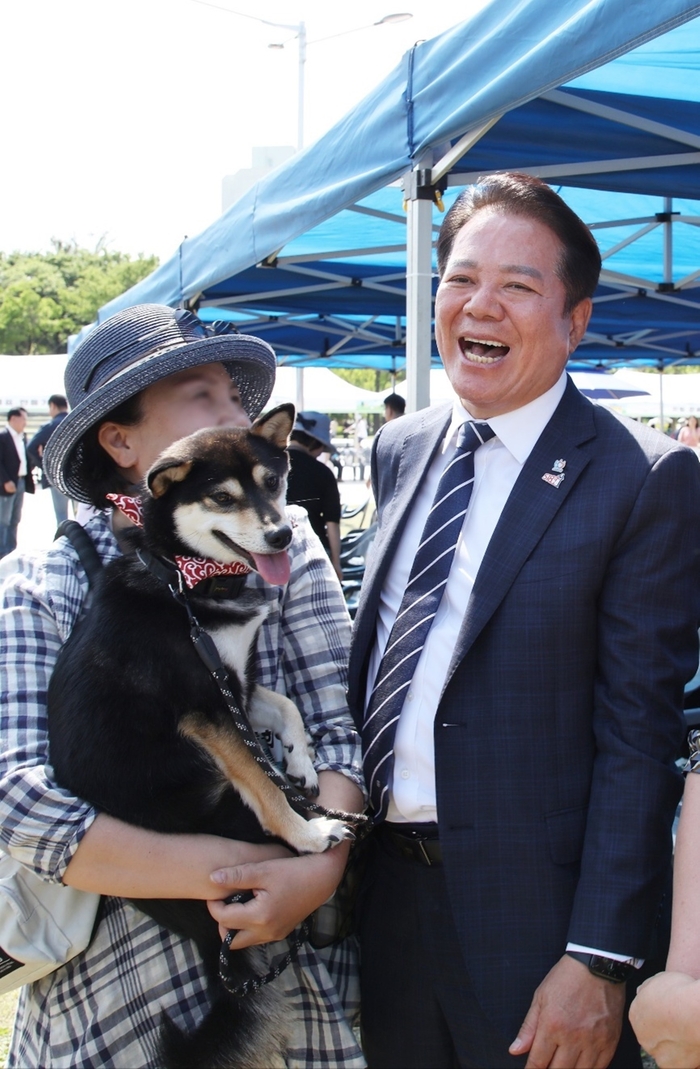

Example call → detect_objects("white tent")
268 367 379 413
0 354 68 411
594 370 700 418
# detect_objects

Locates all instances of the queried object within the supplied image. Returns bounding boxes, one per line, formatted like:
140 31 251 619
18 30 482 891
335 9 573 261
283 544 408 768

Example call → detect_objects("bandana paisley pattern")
106 493 251 589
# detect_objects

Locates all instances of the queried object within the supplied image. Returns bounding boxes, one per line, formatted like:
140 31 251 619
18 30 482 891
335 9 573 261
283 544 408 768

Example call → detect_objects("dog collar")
106 493 252 591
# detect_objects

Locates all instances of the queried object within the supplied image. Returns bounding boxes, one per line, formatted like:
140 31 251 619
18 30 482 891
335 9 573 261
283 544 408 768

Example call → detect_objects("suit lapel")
444 380 598 687
351 405 451 704
360 404 451 605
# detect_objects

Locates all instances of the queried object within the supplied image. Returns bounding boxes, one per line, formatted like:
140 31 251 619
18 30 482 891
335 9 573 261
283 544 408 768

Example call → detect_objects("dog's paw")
284 747 319 796
294 816 352 854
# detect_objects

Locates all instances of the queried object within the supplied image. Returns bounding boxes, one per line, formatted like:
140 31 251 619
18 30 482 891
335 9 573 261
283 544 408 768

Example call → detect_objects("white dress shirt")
365 370 640 966
7 425 27 478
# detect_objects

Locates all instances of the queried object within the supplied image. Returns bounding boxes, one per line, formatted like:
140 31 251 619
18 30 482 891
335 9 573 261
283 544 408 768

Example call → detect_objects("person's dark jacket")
0 429 35 496
28 412 68 489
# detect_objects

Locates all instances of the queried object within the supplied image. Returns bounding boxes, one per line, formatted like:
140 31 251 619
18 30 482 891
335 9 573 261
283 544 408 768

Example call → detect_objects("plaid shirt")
0 510 365 1068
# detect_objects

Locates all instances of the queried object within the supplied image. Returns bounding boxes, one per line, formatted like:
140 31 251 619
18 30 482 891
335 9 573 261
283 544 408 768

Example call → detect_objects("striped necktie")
362 421 496 820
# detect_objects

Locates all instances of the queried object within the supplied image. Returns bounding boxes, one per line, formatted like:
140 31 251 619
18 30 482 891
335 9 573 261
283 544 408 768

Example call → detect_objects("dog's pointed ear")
250 403 295 449
147 457 194 499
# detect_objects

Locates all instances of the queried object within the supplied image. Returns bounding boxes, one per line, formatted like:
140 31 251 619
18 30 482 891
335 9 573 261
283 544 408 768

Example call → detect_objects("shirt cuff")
566 942 644 969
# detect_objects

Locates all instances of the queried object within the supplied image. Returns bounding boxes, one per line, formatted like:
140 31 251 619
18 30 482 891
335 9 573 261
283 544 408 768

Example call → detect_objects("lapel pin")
542 472 565 488
552 459 566 474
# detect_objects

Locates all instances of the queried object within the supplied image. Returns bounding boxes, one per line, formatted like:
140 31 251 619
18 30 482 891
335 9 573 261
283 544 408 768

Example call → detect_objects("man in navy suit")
349 174 700 1068
0 407 35 558
27 393 70 525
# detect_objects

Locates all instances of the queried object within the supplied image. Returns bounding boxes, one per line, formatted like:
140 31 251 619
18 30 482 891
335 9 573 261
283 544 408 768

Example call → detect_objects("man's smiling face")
435 207 591 419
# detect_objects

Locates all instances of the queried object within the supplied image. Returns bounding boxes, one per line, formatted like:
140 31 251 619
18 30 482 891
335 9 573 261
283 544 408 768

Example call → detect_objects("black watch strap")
566 950 634 984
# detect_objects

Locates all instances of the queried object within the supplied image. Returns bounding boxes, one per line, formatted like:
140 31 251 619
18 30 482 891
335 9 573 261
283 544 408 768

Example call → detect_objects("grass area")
0 990 17 1066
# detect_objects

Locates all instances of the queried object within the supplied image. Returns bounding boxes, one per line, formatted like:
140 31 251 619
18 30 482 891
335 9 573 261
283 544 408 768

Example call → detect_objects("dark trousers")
358 828 644 1069
0 477 25 558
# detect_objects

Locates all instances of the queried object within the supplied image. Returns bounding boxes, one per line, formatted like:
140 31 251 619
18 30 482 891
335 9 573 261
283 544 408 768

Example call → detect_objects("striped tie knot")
362 420 495 819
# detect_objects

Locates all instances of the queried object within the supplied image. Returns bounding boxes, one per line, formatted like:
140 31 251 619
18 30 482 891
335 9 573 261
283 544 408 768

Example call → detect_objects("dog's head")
142 403 295 585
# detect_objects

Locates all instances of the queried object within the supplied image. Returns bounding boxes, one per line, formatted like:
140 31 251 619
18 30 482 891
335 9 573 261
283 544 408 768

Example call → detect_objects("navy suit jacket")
0 428 35 496
349 378 700 1035
27 411 67 489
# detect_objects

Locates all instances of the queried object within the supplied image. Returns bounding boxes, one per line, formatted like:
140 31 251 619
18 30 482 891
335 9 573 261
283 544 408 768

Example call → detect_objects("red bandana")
106 493 251 589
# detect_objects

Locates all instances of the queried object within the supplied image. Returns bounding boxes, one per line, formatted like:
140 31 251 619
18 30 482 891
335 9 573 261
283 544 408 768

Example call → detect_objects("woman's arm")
629 774 700 1067
666 772 700 976
63 813 290 899
326 520 343 581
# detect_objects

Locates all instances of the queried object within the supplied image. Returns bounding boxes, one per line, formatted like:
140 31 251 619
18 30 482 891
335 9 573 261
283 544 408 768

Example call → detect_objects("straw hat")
44 304 276 502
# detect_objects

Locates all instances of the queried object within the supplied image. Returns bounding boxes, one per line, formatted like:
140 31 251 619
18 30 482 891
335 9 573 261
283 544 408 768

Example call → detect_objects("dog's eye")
264 475 280 492
211 491 233 507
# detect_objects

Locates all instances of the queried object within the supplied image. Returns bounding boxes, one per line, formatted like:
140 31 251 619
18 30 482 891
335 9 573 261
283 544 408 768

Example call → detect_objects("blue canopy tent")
87 0 700 405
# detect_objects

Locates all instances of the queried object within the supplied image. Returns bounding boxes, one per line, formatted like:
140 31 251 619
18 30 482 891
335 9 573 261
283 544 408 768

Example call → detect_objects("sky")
2 0 489 263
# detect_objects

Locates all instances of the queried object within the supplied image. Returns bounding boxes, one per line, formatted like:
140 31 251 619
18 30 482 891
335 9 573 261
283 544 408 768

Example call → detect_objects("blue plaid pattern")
0 510 365 1069
363 421 495 819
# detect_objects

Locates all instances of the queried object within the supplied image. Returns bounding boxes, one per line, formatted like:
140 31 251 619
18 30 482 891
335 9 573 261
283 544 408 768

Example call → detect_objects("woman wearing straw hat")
0 305 365 1068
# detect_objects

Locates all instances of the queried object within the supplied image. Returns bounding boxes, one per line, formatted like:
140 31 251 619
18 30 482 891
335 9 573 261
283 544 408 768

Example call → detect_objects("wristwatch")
566 951 635 984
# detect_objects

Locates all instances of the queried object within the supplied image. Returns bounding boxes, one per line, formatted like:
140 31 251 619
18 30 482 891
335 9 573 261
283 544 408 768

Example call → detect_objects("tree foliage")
0 241 158 354
332 368 404 393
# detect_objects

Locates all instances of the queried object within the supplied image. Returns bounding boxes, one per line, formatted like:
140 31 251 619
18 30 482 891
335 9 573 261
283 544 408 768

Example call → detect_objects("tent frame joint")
402 168 448 208
655 210 680 222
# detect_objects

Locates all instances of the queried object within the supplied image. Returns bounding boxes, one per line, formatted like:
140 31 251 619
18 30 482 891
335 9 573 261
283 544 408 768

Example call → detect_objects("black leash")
135 546 370 997
218 891 310 997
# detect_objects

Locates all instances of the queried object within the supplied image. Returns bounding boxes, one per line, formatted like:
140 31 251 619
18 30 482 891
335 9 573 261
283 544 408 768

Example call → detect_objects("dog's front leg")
179 713 350 853
247 686 318 796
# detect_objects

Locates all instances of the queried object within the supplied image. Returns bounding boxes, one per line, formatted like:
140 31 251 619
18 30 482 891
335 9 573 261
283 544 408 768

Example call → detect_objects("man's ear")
147 458 194 499
251 403 295 449
568 298 592 354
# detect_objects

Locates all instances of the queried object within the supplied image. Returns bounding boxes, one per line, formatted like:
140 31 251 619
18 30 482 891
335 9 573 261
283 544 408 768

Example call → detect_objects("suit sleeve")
568 445 700 956
0 435 14 485
27 424 51 469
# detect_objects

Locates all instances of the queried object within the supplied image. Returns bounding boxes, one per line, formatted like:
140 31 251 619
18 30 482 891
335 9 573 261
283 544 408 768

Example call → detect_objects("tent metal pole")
404 168 434 412
663 197 673 285
659 367 665 432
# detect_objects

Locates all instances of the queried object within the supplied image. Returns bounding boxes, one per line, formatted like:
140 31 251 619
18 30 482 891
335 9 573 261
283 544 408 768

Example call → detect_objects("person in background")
28 394 71 525
349 172 700 1069
678 415 700 449
383 392 406 422
287 411 343 582
0 407 34 558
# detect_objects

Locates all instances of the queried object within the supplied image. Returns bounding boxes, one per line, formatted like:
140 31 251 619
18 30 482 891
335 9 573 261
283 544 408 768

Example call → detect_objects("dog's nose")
265 525 293 550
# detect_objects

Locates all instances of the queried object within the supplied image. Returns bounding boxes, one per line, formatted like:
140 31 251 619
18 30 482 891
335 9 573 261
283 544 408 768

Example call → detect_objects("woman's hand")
207 834 351 947
630 971 700 1069
206 770 363 946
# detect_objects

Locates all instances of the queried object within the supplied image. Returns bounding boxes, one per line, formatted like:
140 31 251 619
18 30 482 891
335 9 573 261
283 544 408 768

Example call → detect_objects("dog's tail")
158 961 289 1069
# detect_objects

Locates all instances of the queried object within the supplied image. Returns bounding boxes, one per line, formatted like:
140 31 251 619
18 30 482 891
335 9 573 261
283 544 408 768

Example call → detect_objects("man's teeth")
460 338 508 363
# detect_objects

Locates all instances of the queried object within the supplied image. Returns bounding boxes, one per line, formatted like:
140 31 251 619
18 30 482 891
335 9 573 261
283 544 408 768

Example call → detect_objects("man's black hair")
384 393 406 415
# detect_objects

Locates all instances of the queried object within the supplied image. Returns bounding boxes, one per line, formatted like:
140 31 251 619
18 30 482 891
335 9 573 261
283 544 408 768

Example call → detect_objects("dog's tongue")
251 550 291 586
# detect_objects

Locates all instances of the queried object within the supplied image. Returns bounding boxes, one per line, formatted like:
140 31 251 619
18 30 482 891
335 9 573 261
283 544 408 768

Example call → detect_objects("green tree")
0 241 158 354
333 368 404 393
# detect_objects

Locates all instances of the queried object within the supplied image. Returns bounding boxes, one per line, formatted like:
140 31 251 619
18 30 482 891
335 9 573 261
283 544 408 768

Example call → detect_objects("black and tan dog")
47 403 353 1068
